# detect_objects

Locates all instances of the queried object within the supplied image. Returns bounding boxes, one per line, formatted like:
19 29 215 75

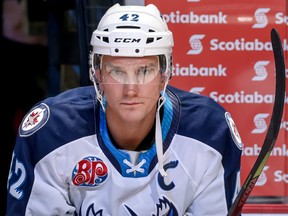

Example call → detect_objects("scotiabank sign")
146 0 288 203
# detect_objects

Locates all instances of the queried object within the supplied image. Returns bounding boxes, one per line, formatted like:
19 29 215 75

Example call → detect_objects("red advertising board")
146 0 288 213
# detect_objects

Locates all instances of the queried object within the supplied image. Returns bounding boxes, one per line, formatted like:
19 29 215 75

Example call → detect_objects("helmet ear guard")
158 54 173 81
89 52 105 111
89 53 102 83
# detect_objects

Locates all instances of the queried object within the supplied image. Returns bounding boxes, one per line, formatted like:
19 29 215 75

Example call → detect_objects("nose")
123 82 138 97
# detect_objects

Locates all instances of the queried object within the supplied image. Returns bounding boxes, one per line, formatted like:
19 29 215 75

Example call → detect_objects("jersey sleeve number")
7 153 27 200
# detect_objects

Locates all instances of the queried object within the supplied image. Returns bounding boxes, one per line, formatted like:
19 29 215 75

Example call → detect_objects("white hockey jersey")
6 85 242 215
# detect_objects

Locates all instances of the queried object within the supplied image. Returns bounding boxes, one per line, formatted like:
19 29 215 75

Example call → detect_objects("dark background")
0 0 123 215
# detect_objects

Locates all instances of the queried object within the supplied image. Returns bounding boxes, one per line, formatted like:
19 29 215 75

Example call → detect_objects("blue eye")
109 69 123 76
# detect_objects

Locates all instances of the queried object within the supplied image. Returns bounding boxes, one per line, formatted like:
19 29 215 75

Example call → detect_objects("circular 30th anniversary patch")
225 112 243 150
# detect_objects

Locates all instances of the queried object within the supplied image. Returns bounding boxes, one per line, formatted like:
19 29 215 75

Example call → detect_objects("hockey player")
6 3 242 215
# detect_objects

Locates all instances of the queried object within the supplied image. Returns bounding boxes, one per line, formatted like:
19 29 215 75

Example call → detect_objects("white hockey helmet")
90 3 174 76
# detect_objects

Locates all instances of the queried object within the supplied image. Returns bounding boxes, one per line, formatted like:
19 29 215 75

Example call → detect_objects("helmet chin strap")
155 75 169 177
155 96 167 177
90 67 106 112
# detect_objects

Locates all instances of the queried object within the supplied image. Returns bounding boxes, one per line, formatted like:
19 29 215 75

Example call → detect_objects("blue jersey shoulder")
17 86 97 162
167 85 238 154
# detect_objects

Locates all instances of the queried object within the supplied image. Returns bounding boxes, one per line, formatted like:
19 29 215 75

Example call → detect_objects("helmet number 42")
119 14 139 22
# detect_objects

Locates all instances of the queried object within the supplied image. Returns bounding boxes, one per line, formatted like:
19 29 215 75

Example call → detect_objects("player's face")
98 55 164 123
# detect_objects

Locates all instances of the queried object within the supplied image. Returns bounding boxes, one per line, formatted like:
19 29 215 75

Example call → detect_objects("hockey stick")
227 28 286 216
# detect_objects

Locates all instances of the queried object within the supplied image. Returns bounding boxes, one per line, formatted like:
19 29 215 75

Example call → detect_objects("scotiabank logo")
252 8 270 29
172 63 227 77
188 36 287 54
162 11 227 24
210 91 274 104
210 38 272 51
252 113 269 134
252 61 270 81
187 34 205 54
252 114 288 133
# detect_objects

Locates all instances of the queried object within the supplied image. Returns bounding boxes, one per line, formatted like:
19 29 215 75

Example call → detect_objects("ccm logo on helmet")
114 38 141 43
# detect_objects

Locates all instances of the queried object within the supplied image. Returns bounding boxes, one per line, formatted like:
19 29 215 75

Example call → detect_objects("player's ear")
160 72 169 89
95 69 102 82
96 70 105 93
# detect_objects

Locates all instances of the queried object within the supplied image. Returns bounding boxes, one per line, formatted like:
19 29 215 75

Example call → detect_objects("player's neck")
106 111 156 151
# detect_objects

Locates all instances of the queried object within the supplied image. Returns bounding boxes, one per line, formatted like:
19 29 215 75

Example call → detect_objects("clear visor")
101 62 160 84
93 55 162 84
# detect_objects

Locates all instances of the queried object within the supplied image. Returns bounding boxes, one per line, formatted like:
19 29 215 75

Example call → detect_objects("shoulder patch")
19 103 50 137
225 112 243 150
